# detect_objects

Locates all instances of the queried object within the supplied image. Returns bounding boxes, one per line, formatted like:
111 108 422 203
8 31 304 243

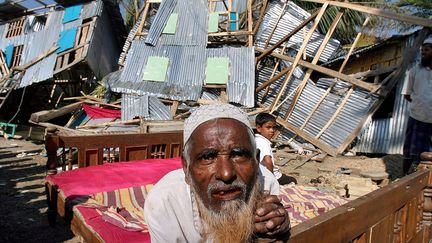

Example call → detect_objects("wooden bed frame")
44 129 183 227
45 129 432 242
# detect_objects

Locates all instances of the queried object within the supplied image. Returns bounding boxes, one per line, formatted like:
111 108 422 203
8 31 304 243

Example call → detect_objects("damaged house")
107 0 257 122
29 0 432 158
0 0 125 116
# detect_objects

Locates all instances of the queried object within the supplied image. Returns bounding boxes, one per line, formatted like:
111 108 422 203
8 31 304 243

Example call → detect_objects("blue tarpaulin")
63 5 82 23
5 45 14 68
57 27 78 53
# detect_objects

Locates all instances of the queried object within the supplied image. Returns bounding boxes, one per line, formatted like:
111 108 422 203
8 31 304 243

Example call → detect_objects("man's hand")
254 194 291 240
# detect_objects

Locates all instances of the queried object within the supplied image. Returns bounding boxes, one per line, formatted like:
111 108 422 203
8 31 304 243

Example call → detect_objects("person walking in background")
255 112 297 184
402 36 432 174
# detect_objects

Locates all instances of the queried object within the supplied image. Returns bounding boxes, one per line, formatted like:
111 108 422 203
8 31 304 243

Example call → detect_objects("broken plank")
30 102 84 123
276 117 338 156
170 101 179 117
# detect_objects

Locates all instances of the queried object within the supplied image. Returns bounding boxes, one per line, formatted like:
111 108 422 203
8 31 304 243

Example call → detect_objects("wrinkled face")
256 121 277 140
421 44 432 64
183 119 258 212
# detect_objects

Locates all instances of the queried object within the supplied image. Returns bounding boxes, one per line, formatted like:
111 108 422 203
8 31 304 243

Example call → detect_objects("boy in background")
255 113 297 185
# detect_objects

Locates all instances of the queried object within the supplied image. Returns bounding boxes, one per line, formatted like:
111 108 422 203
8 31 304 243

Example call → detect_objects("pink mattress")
46 157 182 199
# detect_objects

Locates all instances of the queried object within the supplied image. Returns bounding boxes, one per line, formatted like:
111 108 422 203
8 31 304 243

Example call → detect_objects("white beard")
191 179 262 243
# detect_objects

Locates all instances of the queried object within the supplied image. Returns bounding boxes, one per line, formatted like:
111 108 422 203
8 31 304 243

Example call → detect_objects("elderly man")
144 104 290 242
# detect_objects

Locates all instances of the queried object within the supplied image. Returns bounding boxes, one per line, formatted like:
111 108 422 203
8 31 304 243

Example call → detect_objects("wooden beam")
256 10 319 61
276 117 338 157
252 0 268 36
170 101 179 117
255 48 378 92
350 65 397 79
256 66 292 92
247 0 253 47
208 30 253 37
30 102 84 123
301 0 432 27
136 1 150 37
339 17 370 73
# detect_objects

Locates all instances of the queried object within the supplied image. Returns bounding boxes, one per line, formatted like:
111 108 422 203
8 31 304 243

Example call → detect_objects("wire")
8 86 26 123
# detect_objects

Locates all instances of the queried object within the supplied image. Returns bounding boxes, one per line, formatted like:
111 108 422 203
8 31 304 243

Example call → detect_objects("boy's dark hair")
255 113 276 126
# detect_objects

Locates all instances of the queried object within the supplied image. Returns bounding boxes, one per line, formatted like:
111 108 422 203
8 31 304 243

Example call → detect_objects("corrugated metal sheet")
353 71 410 154
0 24 6 39
201 89 220 100
286 78 378 149
119 16 142 65
158 0 208 46
114 41 206 101
256 59 306 118
121 94 173 120
255 1 340 62
206 46 255 107
145 0 177 46
116 43 255 104
121 93 149 120
21 11 62 86
148 96 172 120
81 0 104 19
86 6 121 79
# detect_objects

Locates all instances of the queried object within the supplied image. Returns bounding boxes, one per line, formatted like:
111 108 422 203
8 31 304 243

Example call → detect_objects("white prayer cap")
183 104 252 145
423 36 432 45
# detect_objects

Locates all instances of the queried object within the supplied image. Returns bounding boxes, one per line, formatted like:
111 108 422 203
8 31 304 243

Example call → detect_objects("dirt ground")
0 131 405 242
0 135 79 242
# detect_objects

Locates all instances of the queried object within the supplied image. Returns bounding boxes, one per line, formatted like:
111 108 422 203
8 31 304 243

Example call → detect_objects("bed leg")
45 127 59 175
45 183 58 226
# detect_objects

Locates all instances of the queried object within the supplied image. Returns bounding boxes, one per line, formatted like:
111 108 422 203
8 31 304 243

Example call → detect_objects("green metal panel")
163 13 179 34
142 56 169 82
208 12 219 33
205 57 229 84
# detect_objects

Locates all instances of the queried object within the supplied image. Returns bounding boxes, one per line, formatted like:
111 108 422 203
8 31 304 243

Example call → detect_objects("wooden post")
45 127 59 175
418 152 432 240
